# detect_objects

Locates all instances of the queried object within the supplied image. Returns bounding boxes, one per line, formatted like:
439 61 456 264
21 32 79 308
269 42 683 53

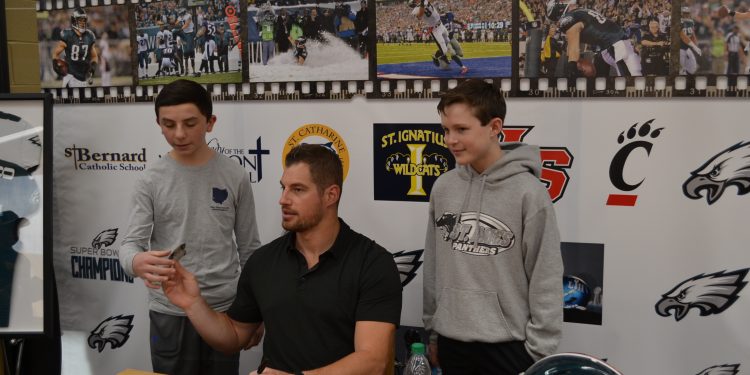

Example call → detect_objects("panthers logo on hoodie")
435 211 515 256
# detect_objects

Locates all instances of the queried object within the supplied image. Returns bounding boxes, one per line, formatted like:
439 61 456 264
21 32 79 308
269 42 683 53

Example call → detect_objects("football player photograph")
119 79 262 375
161 144 403 375
135 0 241 83
640 19 669 76
51 7 99 88
679 5 701 75
546 0 642 77
411 0 469 74
52 8 99 87
424 79 563 375
38 5 133 88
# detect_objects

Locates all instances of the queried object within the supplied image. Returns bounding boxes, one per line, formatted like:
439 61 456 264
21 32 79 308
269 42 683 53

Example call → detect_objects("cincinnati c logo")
607 119 663 206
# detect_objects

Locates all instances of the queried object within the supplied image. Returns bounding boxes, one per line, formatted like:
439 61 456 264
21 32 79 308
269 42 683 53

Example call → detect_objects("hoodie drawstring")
473 174 487 251
458 175 473 220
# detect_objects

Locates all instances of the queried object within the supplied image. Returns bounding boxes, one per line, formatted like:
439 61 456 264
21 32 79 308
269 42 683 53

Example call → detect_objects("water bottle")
404 342 431 375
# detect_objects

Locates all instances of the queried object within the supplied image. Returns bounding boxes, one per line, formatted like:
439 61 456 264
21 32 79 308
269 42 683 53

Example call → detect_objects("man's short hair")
154 79 213 120
437 79 506 126
285 144 343 195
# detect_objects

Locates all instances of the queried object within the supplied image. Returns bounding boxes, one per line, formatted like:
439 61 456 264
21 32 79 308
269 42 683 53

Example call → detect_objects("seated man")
162 144 403 375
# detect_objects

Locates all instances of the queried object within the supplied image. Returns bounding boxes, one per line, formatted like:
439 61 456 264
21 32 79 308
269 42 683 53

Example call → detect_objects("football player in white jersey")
411 0 468 74
156 24 167 76
178 8 197 75
137 32 150 78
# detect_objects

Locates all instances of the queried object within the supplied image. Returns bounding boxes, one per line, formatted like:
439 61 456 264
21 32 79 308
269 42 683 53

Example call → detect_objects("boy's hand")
132 250 174 289
162 261 201 310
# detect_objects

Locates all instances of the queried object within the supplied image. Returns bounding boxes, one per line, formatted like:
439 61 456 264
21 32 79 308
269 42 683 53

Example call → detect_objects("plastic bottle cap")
410 342 426 355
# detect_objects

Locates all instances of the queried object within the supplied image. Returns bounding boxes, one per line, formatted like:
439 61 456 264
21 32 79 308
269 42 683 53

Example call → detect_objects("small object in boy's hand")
169 243 186 261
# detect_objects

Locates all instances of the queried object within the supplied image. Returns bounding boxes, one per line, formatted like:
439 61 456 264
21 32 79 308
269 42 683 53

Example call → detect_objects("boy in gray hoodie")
423 79 563 374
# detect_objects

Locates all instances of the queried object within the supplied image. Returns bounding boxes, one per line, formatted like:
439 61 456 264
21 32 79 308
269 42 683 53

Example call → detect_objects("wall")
47 97 750 375
5 0 40 93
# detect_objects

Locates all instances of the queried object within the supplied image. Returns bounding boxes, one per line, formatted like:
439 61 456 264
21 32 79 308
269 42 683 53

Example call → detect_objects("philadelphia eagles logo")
655 269 749 321
696 364 740 375
683 141 750 205
392 249 423 286
88 314 134 352
92 228 118 249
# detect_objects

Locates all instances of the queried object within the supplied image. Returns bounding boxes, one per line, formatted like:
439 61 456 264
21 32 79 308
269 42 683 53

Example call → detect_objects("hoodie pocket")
433 287 513 342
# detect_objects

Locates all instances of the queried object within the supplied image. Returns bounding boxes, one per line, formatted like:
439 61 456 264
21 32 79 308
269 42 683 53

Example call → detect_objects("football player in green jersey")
52 7 99 87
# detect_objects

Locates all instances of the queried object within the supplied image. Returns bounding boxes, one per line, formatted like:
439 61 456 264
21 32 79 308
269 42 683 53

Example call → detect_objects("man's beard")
281 207 324 233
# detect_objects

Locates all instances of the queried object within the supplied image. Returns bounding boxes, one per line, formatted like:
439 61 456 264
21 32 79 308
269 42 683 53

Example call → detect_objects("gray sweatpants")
149 310 240 375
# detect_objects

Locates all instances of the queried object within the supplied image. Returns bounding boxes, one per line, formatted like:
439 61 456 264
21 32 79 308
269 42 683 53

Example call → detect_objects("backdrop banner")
52 98 749 375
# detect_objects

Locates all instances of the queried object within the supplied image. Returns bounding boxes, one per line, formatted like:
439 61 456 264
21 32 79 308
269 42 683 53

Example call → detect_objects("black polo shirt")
227 219 402 373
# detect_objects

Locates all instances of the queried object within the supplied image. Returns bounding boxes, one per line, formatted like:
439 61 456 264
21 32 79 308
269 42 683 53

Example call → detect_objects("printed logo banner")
373 123 453 202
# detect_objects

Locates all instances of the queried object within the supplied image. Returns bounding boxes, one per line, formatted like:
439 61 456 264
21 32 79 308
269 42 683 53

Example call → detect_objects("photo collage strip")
35 0 750 101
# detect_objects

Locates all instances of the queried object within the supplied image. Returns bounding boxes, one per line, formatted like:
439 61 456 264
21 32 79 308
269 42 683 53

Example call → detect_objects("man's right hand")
162 261 202 311
132 250 174 289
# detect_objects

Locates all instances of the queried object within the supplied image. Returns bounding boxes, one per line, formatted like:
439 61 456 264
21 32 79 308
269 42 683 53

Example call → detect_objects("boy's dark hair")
285 144 343 196
154 79 213 120
437 79 506 125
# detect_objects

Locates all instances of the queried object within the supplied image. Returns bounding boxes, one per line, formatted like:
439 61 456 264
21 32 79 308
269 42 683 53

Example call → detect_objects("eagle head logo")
392 249 424 286
695 364 740 375
92 228 118 249
88 314 134 352
683 141 750 205
655 269 748 321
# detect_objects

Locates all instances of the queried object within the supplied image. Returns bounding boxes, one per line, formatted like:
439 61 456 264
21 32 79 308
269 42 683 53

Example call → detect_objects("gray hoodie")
423 142 563 361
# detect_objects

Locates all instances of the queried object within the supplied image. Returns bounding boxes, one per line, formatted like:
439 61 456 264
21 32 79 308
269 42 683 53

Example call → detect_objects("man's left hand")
244 323 265 350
